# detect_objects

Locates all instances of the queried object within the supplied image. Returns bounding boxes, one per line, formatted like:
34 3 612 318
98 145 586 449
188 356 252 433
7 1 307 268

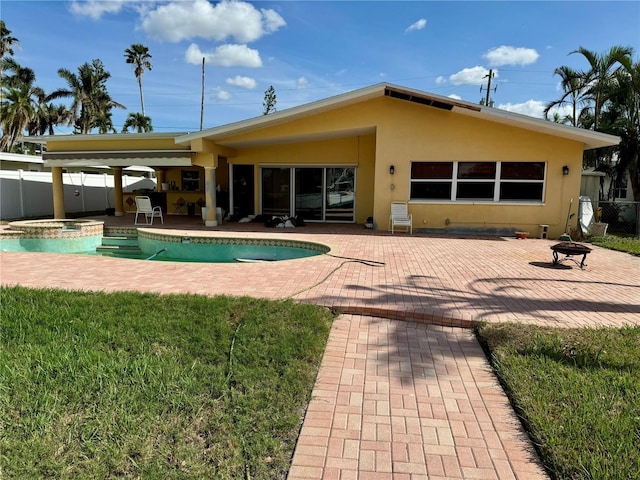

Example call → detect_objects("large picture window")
410 161 545 202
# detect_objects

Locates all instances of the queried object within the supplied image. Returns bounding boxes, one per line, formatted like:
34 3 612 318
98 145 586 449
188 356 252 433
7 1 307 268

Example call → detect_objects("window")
615 175 628 199
410 161 545 202
181 170 200 191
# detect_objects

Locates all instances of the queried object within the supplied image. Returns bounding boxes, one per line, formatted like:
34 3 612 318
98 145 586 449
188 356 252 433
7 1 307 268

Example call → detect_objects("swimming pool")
132 231 328 262
0 222 329 263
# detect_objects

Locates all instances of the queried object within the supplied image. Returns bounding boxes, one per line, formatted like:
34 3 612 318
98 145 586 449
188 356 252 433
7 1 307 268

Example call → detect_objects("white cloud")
213 87 232 101
297 77 309 89
226 75 257 89
406 18 427 32
484 46 539 66
448 94 462 100
185 43 262 68
497 99 546 118
70 0 130 19
142 0 286 43
261 8 287 33
498 100 573 120
435 76 446 85
449 66 496 86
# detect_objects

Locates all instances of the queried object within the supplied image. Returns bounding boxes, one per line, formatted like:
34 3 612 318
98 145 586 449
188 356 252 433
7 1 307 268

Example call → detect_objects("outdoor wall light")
389 165 395 175
562 165 569 176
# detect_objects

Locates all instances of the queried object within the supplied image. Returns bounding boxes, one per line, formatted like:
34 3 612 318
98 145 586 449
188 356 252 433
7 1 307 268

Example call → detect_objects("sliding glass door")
295 168 323 221
261 167 291 217
325 167 355 221
261 166 355 222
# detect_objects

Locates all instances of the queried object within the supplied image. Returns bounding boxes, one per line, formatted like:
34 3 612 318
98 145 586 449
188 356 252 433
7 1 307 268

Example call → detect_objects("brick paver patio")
2 216 638 478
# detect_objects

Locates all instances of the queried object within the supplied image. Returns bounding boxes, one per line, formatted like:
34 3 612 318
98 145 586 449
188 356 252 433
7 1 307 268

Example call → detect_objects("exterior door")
325 167 355 222
261 166 355 222
231 165 254 217
261 167 291 217
295 167 323 221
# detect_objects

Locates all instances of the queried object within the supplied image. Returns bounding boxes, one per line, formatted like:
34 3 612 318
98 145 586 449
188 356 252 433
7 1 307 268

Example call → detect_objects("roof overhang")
175 83 620 151
0 152 44 164
43 150 194 168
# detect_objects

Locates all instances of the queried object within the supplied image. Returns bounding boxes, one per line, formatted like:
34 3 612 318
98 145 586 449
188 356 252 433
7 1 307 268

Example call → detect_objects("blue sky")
3 1 639 134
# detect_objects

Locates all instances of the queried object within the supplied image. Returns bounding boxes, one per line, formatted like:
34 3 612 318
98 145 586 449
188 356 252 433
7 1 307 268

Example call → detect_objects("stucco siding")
371 97 585 237
228 134 375 222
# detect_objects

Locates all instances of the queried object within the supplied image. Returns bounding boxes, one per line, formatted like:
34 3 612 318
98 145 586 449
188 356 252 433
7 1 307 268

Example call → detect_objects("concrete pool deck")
2 215 639 479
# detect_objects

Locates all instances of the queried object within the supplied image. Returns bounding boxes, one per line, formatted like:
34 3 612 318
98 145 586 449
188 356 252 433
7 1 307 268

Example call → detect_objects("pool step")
100 235 139 247
97 234 141 256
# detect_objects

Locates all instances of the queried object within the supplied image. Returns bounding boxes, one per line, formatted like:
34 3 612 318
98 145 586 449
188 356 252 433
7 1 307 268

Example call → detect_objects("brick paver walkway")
2 217 638 478
289 315 547 480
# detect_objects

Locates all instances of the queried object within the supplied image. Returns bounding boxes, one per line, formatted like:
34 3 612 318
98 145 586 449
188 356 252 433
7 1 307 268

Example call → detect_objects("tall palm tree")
600 59 640 200
0 20 19 79
571 45 633 130
0 20 18 59
124 44 152 116
544 66 587 127
48 59 124 134
122 112 153 133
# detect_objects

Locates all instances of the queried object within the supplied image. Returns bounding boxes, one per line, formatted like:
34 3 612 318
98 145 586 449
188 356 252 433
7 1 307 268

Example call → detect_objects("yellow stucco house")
36 83 619 238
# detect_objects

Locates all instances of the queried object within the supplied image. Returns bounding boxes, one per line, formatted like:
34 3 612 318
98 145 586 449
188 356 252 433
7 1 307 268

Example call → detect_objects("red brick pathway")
2 219 638 478
289 316 547 480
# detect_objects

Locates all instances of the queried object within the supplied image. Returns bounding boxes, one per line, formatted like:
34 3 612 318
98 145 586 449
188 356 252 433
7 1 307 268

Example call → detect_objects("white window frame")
410 161 546 203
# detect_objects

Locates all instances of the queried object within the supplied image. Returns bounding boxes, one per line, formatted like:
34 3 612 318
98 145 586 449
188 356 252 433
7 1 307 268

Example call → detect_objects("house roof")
175 83 620 151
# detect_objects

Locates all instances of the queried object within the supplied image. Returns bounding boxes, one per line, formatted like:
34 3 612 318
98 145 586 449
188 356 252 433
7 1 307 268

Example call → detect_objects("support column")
156 169 166 191
113 167 124 217
204 166 217 226
52 166 65 219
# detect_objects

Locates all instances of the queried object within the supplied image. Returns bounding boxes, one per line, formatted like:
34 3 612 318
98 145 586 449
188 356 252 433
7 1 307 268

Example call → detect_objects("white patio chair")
134 196 164 225
389 201 412 234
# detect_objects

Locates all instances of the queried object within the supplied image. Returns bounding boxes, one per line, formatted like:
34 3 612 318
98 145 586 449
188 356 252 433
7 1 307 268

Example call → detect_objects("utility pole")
200 57 205 131
480 69 496 107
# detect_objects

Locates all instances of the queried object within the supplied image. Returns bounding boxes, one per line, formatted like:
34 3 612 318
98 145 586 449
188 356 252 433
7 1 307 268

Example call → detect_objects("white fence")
0 170 156 220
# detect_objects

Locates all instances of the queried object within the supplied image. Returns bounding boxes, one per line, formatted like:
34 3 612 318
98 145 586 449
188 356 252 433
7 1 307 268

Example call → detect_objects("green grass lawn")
0 286 335 479
589 234 640 255
477 323 640 480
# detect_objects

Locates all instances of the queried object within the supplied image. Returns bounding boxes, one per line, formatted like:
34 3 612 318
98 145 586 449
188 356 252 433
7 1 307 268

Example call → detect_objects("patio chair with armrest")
135 196 164 225
389 201 412 234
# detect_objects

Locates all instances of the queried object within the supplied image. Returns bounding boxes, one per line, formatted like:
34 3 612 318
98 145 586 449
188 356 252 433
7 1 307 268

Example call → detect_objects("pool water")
0 235 327 263
0 235 102 254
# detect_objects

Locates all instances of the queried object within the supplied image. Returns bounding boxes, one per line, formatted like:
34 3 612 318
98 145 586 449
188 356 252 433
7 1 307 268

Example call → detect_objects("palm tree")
544 66 587 127
29 102 72 136
0 20 18 59
600 59 640 200
0 62 43 151
0 83 42 151
0 20 19 80
122 112 153 133
48 59 124 134
571 46 633 130
124 44 152 116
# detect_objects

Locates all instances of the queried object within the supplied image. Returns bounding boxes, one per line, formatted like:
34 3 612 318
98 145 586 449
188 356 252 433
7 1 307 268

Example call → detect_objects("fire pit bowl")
550 242 592 269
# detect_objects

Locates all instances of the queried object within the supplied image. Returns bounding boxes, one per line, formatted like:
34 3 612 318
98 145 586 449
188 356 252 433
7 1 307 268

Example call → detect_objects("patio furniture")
550 242 592 270
134 196 164 225
389 201 412 234
173 197 186 215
